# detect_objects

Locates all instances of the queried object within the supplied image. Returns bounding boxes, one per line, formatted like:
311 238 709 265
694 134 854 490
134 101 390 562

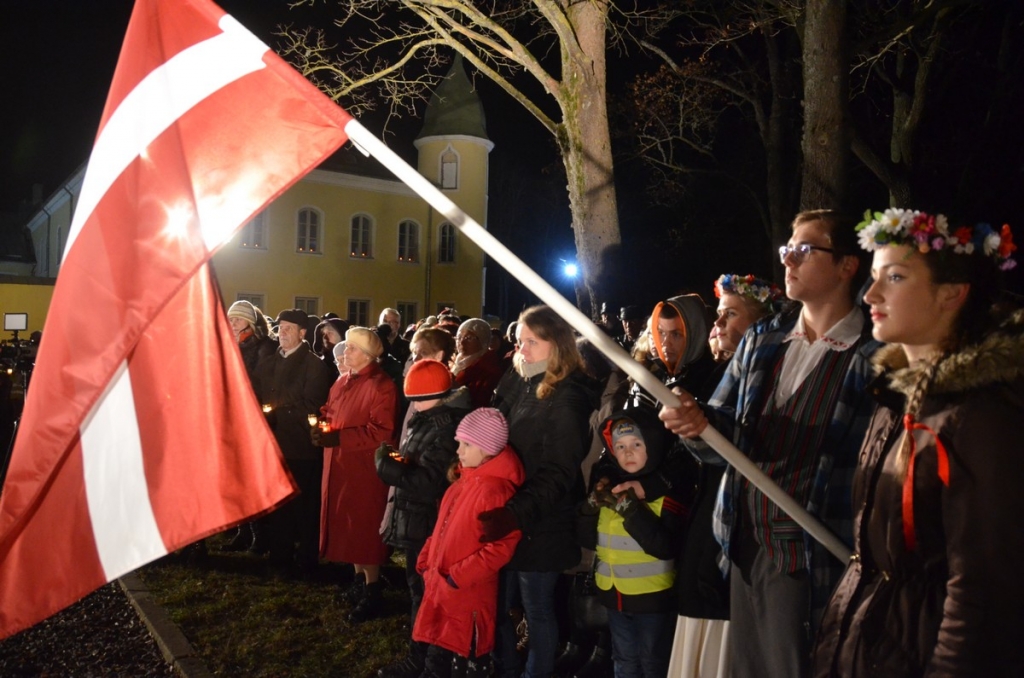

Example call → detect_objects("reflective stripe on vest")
594 495 675 596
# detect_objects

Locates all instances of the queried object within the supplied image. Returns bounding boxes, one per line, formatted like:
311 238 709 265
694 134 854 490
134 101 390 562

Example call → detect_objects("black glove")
375 444 404 485
478 507 518 543
589 484 617 509
374 443 393 467
311 428 340 447
613 487 641 518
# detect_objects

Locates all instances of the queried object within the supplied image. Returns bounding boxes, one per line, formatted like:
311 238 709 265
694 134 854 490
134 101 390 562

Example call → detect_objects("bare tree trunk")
764 29 802 282
800 0 849 210
561 0 620 318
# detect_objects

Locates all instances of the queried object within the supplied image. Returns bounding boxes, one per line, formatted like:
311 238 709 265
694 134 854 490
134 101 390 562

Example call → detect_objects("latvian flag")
0 0 351 638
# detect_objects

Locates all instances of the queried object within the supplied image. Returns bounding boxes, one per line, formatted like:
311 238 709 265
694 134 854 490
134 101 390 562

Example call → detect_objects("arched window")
398 220 420 263
241 211 267 249
438 222 456 264
440 146 459 190
351 214 374 258
296 207 321 253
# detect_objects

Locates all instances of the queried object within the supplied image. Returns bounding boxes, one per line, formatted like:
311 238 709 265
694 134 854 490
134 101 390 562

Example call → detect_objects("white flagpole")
343 119 852 564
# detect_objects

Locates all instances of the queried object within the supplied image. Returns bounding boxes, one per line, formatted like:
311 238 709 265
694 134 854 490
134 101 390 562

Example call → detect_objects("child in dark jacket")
413 408 525 678
577 409 687 678
374 359 472 678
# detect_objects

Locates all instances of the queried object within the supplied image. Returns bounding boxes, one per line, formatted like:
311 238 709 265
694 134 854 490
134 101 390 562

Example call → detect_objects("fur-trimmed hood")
873 307 1024 398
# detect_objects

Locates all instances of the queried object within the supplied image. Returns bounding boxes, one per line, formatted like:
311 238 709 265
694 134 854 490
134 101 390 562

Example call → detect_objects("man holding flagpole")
661 210 880 678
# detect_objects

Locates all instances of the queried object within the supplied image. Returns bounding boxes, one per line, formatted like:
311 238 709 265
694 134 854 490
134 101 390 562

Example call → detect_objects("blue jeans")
494 569 561 678
606 607 673 678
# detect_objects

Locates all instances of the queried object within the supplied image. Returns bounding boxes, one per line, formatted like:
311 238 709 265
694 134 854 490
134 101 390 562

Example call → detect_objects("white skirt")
666 615 730 678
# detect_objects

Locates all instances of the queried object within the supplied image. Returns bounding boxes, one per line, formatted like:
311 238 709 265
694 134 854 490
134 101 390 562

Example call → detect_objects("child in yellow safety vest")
577 408 688 678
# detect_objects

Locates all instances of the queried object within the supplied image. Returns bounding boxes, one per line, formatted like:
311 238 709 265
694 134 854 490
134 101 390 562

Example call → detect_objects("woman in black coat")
485 305 596 678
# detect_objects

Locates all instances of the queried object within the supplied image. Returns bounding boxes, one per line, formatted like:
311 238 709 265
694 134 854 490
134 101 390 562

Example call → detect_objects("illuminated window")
351 214 373 258
398 220 420 263
296 208 321 253
240 211 268 249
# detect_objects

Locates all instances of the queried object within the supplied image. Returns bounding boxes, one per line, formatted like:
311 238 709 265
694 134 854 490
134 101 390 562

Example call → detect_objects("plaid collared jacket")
685 307 881 622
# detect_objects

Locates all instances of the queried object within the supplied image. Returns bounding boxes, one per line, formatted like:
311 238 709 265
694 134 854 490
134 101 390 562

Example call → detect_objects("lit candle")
262 404 272 414
307 414 319 427
319 421 331 432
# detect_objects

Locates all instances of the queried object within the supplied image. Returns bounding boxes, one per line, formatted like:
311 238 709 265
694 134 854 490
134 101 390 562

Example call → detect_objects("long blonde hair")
518 305 583 399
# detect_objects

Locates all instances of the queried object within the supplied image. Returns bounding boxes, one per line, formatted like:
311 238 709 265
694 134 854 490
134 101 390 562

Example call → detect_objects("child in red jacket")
414 408 525 678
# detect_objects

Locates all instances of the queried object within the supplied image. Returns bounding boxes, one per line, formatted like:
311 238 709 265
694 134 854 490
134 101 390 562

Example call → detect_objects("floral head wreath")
856 208 1017 271
714 274 785 314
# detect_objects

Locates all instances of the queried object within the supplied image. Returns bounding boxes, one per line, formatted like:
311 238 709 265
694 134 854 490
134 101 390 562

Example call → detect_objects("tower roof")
416 54 489 141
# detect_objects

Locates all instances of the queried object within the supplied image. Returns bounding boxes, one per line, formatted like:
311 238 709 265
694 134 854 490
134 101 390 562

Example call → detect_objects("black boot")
554 641 588 677
343 574 367 605
220 524 254 552
573 645 611 678
348 581 383 623
378 654 425 678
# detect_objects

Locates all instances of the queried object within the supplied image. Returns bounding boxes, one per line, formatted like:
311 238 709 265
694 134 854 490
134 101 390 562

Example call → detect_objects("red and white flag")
0 0 351 638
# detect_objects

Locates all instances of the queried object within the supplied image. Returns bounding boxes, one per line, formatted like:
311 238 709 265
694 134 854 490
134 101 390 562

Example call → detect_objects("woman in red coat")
317 327 397 622
414 408 525 677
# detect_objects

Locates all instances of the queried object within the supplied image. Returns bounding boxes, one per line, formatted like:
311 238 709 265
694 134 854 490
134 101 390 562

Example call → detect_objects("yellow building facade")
18 57 492 333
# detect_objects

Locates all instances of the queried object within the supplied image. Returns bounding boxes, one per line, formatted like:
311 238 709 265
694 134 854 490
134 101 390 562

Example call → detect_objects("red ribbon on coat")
902 414 950 552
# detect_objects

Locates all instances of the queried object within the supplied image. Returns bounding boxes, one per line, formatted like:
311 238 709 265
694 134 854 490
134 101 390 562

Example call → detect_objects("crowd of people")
215 206 1024 678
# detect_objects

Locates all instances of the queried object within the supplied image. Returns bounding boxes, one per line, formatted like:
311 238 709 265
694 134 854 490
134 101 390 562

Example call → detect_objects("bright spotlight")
563 262 578 278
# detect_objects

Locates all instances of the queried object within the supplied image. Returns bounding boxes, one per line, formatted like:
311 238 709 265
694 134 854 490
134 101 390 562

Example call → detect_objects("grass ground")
138 533 412 677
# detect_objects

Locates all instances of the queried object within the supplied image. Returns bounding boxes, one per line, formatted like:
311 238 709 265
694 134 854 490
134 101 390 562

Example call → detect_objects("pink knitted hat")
455 407 509 456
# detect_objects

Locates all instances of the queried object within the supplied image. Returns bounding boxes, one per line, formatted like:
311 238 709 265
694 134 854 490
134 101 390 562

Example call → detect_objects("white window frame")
350 213 374 259
348 299 371 326
438 222 456 264
296 207 323 254
397 219 420 263
440 144 459 190
240 211 268 250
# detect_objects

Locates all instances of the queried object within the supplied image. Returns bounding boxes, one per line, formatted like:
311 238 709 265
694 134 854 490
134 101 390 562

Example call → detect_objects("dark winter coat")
813 311 1024 677
378 388 473 549
238 331 276 384
414 447 526 658
252 343 333 461
492 366 597 572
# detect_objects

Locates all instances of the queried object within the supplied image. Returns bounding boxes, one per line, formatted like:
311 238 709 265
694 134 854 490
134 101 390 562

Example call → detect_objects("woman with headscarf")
315 327 398 623
667 274 784 678
452 317 505 408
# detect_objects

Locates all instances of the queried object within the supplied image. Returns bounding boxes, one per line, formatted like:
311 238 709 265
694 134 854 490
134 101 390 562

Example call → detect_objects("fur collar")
874 308 1024 397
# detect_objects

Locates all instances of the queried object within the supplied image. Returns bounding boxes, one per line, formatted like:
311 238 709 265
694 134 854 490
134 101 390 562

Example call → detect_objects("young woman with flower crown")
812 209 1024 677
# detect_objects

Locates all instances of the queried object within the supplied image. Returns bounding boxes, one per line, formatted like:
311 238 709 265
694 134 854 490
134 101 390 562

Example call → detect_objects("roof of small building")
416 54 489 141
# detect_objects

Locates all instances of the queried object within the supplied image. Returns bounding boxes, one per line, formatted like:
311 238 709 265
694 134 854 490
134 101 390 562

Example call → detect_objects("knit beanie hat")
404 359 453 401
458 318 493 348
228 300 258 327
611 419 644 446
455 407 509 456
345 326 383 359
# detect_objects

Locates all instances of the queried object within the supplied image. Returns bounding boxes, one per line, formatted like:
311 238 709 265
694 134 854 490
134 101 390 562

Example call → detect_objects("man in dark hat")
598 302 623 340
618 305 646 353
251 309 334 577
